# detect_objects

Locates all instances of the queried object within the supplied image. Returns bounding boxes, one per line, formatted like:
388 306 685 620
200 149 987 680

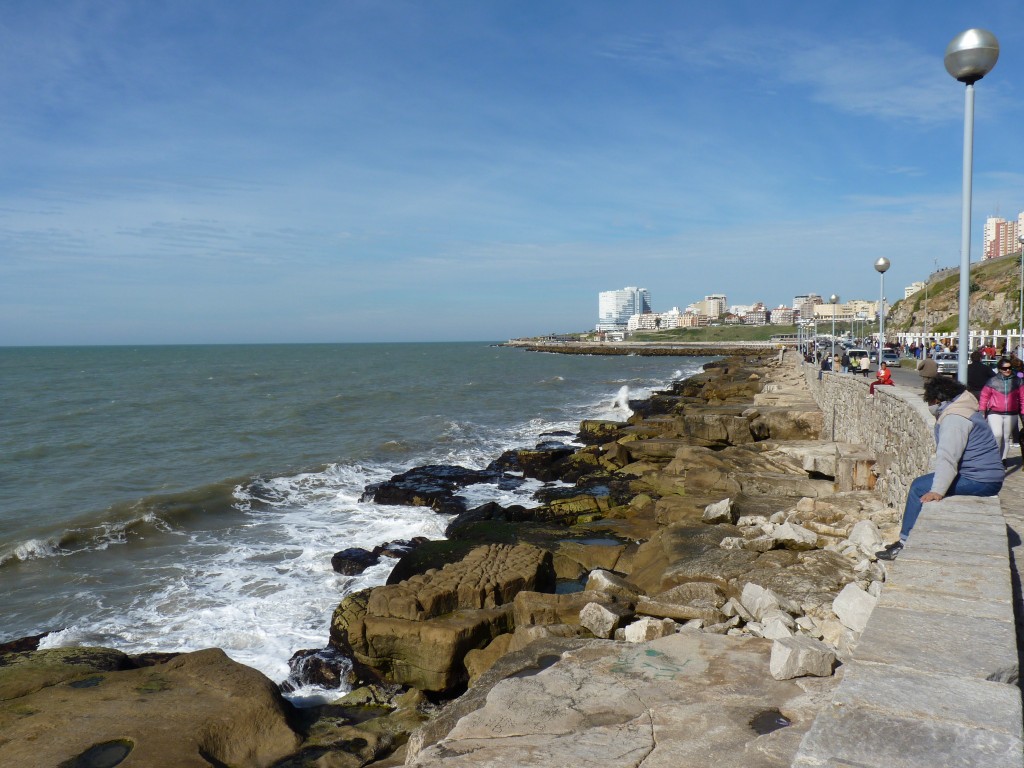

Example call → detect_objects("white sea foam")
3 537 63 564
39 460 448 702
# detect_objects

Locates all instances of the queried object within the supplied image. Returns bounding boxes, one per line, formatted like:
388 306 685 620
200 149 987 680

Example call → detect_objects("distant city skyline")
2 3 1023 345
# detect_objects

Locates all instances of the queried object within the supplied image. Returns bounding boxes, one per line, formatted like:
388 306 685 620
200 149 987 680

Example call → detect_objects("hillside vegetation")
889 251 1024 334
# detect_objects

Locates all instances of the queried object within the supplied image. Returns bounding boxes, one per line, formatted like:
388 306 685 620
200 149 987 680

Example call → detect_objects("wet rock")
362 464 502 515
283 647 351 691
332 547 381 575
374 536 431 559
444 501 533 539
577 420 630 445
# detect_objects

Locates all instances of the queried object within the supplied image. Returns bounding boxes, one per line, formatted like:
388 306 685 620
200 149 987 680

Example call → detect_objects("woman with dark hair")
877 375 1003 560
978 356 1024 465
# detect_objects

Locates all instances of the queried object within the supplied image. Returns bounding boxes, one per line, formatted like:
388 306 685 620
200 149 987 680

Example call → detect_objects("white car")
934 352 959 376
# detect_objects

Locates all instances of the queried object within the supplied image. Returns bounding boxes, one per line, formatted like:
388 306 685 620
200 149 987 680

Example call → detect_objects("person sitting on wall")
876 375 1003 561
867 361 893 397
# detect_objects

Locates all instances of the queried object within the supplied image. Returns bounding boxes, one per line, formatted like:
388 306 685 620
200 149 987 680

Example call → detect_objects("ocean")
0 342 710 702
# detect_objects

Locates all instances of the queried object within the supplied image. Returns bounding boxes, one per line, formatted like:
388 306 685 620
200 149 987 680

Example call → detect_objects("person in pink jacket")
978 356 1024 464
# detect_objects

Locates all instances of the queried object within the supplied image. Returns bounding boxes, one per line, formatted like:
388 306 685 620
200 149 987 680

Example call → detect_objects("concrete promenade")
795 359 1024 767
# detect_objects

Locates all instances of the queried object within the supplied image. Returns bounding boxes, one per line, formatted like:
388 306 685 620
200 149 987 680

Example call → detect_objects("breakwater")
505 339 777 356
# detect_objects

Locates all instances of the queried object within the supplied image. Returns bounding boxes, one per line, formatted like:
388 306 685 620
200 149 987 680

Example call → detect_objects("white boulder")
623 617 677 643
702 498 734 524
771 522 818 551
832 583 878 633
579 602 633 639
739 582 781 622
769 636 837 680
848 519 884 556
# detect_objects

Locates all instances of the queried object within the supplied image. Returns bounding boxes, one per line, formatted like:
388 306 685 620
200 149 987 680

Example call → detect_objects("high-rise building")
983 214 1023 260
596 287 651 330
793 294 822 320
688 294 727 318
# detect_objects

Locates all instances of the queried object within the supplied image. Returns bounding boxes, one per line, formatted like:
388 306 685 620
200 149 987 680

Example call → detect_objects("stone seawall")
802 365 934 510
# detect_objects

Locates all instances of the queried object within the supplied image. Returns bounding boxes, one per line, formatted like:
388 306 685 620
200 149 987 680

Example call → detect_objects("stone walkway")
791 489 1023 767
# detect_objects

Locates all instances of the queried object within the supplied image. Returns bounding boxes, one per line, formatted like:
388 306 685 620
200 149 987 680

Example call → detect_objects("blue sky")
2 1 1023 344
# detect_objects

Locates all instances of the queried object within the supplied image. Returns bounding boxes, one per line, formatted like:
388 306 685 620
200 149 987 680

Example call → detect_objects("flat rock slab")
853 606 1017 681
793 663 1023 768
408 631 835 767
894 545 1005 568
879 584 1010 622
884 559 1013 604
832 662 1023 735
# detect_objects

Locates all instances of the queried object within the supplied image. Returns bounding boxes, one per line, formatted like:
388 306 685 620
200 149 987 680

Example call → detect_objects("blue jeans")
900 473 1003 541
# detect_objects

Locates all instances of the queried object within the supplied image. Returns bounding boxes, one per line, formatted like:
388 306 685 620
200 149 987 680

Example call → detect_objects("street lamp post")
875 258 891 358
872 262 888 360
945 28 999 383
829 294 839 364
1018 234 1024 356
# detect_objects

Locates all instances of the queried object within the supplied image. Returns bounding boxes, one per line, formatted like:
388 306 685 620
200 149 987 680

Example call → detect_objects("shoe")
875 541 904 561
866 394 874 399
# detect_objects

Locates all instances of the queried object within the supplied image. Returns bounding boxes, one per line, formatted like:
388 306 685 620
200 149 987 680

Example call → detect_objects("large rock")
512 590 617 627
0 648 301 768
748 406 824 441
407 631 832 767
362 464 502 514
335 544 554 692
832 583 878 633
702 497 735 524
770 636 837 680
579 602 634 639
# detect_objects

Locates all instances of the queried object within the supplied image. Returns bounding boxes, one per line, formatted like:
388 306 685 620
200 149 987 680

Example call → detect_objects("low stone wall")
802 364 934 509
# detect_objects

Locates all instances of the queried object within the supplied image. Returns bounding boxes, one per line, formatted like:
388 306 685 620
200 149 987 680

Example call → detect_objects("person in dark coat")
967 349 993 399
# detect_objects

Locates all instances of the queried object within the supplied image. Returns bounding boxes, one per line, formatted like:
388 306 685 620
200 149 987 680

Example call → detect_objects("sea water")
0 342 710 701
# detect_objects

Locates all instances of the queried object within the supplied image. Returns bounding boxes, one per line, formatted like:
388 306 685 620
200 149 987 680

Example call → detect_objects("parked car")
846 348 869 368
934 352 959 376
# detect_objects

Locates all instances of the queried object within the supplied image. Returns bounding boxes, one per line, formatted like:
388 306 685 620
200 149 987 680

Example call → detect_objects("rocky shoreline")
0 353 898 767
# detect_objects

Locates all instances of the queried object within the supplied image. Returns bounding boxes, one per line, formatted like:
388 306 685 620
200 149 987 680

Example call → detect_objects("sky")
2 1 1023 345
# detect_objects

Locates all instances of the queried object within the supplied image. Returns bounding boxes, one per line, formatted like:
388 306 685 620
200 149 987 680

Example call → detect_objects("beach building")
596 287 651 331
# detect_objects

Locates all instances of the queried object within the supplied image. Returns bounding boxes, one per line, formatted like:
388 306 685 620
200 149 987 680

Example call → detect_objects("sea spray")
612 385 633 416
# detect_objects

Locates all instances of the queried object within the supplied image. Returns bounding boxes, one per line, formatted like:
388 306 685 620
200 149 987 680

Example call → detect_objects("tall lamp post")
829 294 839 363
1018 234 1024 356
875 258 890 356
945 28 999 383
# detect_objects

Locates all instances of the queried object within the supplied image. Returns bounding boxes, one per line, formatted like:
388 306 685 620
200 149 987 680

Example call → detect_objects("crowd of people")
803 340 1022 562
